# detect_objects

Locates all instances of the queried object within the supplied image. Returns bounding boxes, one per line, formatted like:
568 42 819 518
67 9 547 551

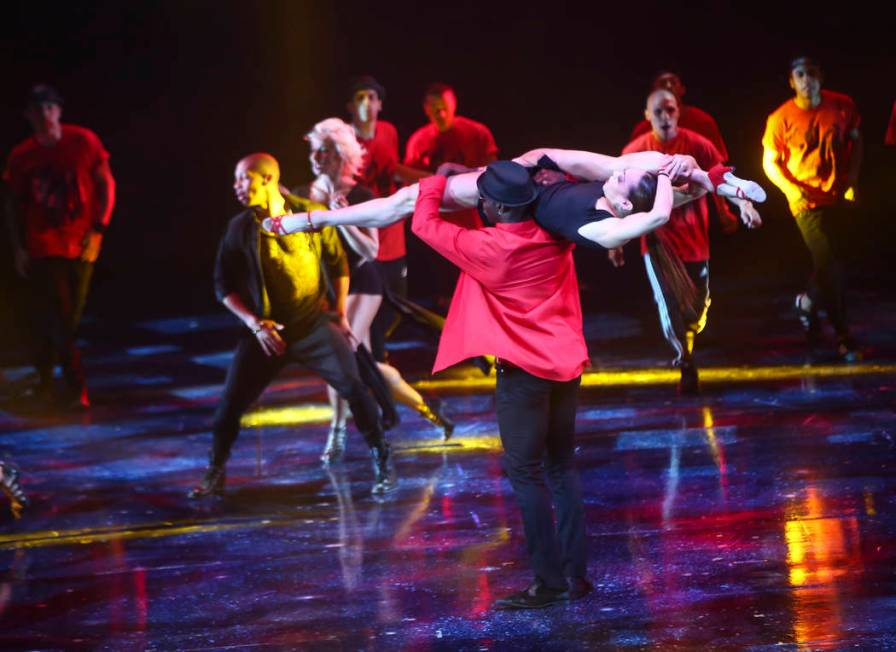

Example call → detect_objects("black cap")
789 56 821 72
476 161 538 207
347 75 386 102
26 83 64 107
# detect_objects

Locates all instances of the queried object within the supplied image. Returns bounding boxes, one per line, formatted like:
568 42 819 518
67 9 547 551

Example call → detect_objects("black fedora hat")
476 160 538 207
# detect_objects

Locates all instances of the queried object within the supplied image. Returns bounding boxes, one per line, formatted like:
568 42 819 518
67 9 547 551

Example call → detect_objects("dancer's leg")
325 293 382 462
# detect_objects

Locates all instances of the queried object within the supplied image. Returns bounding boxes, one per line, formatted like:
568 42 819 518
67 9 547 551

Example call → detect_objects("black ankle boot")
369 444 396 495
188 464 226 498
420 397 455 441
1 463 29 519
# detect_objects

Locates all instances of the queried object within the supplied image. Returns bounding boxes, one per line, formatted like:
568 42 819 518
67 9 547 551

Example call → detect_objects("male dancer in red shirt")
618 89 761 393
410 161 594 609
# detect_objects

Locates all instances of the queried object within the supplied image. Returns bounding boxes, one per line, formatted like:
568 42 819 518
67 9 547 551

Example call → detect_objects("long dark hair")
628 172 659 214
639 172 697 321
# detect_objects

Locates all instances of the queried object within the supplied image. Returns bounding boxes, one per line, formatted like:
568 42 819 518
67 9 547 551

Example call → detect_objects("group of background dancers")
1 55 873 608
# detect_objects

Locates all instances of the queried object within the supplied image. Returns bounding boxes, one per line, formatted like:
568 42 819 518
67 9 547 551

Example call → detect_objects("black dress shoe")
494 579 569 610
566 576 593 600
188 465 226 498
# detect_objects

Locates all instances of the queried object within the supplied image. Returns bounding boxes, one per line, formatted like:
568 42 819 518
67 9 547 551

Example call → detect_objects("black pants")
495 363 585 590
794 206 850 338
211 317 384 467
370 257 407 362
27 257 94 394
644 255 710 365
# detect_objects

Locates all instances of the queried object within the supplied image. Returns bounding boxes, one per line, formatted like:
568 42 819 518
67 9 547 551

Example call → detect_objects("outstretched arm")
514 148 671 182
266 184 421 233
265 168 487 234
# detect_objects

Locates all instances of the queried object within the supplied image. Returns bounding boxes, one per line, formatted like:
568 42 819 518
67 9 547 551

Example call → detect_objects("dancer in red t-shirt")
3 85 115 409
629 72 729 162
618 89 761 394
404 83 498 309
345 76 424 365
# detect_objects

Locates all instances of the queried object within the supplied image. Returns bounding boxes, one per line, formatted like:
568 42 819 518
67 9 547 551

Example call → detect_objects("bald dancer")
189 153 395 498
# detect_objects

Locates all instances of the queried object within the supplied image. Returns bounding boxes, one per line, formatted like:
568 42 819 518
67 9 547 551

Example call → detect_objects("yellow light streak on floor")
413 363 896 392
0 516 305 551
239 364 896 428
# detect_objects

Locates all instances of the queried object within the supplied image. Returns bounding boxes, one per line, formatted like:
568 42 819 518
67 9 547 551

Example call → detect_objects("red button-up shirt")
411 175 588 382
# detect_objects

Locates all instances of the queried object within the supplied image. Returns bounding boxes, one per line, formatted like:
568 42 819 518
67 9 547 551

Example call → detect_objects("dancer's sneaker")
836 337 863 363
795 293 821 349
1 463 29 519
708 165 767 203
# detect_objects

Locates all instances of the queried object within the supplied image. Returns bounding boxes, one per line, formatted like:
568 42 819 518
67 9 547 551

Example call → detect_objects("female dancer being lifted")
264 148 765 251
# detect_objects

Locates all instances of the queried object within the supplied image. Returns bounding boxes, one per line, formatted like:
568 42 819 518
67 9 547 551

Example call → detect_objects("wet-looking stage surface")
1 277 895 651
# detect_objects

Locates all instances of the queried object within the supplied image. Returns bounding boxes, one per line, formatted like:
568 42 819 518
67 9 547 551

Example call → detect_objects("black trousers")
644 254 710 365
794 206 850 338
27 257 94 393
370 257 407 362
211 317 384 467
495 363 585 590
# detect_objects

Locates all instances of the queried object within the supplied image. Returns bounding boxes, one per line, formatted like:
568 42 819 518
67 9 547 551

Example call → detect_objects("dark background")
2 0 894 355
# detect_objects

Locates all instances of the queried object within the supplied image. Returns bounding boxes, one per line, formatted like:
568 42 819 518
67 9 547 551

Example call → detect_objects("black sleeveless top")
530 155 614 250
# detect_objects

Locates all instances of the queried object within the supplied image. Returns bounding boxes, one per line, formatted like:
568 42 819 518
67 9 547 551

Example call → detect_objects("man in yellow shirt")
189 153 395 497
762 57 863 361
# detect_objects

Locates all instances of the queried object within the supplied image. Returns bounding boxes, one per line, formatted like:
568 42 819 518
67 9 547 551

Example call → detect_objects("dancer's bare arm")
265 168 485 234
576 175 674 249
514 148 672 182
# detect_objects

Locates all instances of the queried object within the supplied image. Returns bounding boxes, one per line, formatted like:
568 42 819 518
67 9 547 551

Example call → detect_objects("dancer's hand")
80 230 103 263
661 154 699 183
333 312 358 350
533 168 567 185
262 214 309 234
250 318 286 356
788 190 812 215
608 247 625 268
739 201 762 229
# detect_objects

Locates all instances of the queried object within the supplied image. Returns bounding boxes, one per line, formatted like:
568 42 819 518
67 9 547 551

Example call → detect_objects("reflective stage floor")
1 278 895 650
